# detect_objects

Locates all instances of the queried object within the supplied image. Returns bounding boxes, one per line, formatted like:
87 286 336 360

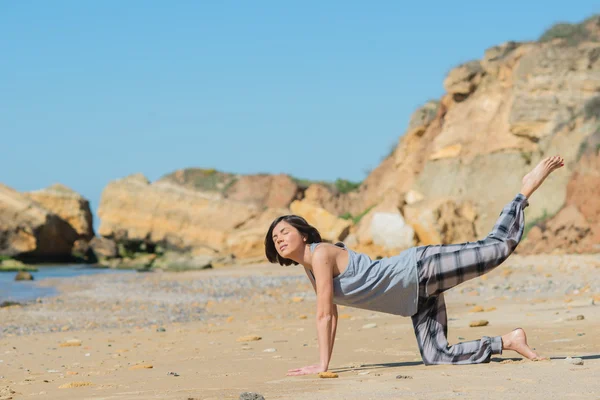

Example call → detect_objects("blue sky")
1 1 598 228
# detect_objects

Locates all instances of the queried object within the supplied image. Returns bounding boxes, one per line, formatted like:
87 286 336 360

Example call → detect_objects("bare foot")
521 155 564 198
501 328 540 360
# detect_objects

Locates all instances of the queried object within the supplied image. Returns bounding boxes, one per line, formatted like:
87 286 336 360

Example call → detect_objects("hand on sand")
286 364 326 376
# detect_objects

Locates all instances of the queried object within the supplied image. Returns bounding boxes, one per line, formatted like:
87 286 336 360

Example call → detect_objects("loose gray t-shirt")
307 242 419 317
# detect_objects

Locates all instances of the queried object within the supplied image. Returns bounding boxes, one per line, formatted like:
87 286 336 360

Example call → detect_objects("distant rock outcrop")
0 184 79 260
25 183 94 240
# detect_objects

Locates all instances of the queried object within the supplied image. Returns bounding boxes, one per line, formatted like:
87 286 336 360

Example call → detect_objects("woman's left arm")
286 247 335 376
312 247 335 371
329 304 338 360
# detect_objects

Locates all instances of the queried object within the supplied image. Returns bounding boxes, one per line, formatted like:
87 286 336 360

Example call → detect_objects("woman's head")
264 215 322 265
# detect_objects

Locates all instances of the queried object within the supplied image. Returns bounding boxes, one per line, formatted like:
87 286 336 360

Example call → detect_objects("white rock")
362 323 378 329
565 357 584 365
370 212 414 249
405 190 424 205
263 348 276 353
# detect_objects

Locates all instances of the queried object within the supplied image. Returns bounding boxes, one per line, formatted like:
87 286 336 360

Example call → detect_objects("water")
0 265 135 303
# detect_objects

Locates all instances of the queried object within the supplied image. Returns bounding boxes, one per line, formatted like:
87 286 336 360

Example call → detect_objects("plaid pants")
411 193 529 365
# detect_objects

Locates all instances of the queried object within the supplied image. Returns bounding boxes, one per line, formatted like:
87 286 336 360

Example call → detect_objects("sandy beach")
1 253 599 400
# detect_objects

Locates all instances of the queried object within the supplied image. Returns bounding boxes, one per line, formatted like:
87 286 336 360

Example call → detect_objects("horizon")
2 1 598 229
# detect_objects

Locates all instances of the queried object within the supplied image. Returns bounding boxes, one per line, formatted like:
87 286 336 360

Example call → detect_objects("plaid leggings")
411 193 529 365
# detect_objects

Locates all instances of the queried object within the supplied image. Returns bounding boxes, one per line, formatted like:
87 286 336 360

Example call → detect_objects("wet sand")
1 253 599 399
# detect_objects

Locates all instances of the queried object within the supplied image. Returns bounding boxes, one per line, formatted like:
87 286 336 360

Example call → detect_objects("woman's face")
272 220 305 259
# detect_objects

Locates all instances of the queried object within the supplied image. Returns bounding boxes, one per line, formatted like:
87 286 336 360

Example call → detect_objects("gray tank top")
308 242 419 317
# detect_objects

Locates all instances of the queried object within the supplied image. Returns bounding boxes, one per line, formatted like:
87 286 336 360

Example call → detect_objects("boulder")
25 183 94 240
355 192 415 250
89 237 118 259
0 184 78 259
15 271 34 281
369 212 415 250
71 239 95 262
104 253 158 270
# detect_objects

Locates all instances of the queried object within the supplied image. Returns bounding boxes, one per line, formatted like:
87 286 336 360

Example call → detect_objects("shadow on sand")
332 354 600 373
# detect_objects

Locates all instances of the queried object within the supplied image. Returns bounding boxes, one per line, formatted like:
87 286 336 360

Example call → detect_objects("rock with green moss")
115 253 158 270
15 271 34 281
152 252 215 271
0 259 38 272
539 15 600 46
89 237 118 259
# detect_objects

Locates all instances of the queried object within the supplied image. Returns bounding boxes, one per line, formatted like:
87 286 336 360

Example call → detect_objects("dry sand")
1 253 599 399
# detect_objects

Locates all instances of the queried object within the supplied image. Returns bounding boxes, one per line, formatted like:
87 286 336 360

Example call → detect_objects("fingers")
286 370 307 376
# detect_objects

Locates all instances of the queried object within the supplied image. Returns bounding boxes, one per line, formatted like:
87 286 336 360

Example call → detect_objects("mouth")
279 245 288 252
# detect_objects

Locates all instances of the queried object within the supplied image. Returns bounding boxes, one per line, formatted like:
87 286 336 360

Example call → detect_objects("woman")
265 156 564 376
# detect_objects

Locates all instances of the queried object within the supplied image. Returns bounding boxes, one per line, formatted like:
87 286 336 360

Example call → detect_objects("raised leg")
415 155 564 297
416 193 528 297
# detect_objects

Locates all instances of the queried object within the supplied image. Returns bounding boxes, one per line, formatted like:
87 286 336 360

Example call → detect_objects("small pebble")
362 323 377 329
167 371 180 377
129 364 153 370
58 381 93 389
565 357 584 366
239 392 265 400
396 375 413 379
318 371 338 378
156 327 166 332
469 320 489 327
263 348 276 353
59 340 81 347
236 335 262 342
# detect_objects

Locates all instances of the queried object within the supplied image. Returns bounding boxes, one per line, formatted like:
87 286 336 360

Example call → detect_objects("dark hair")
264 215 322 266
